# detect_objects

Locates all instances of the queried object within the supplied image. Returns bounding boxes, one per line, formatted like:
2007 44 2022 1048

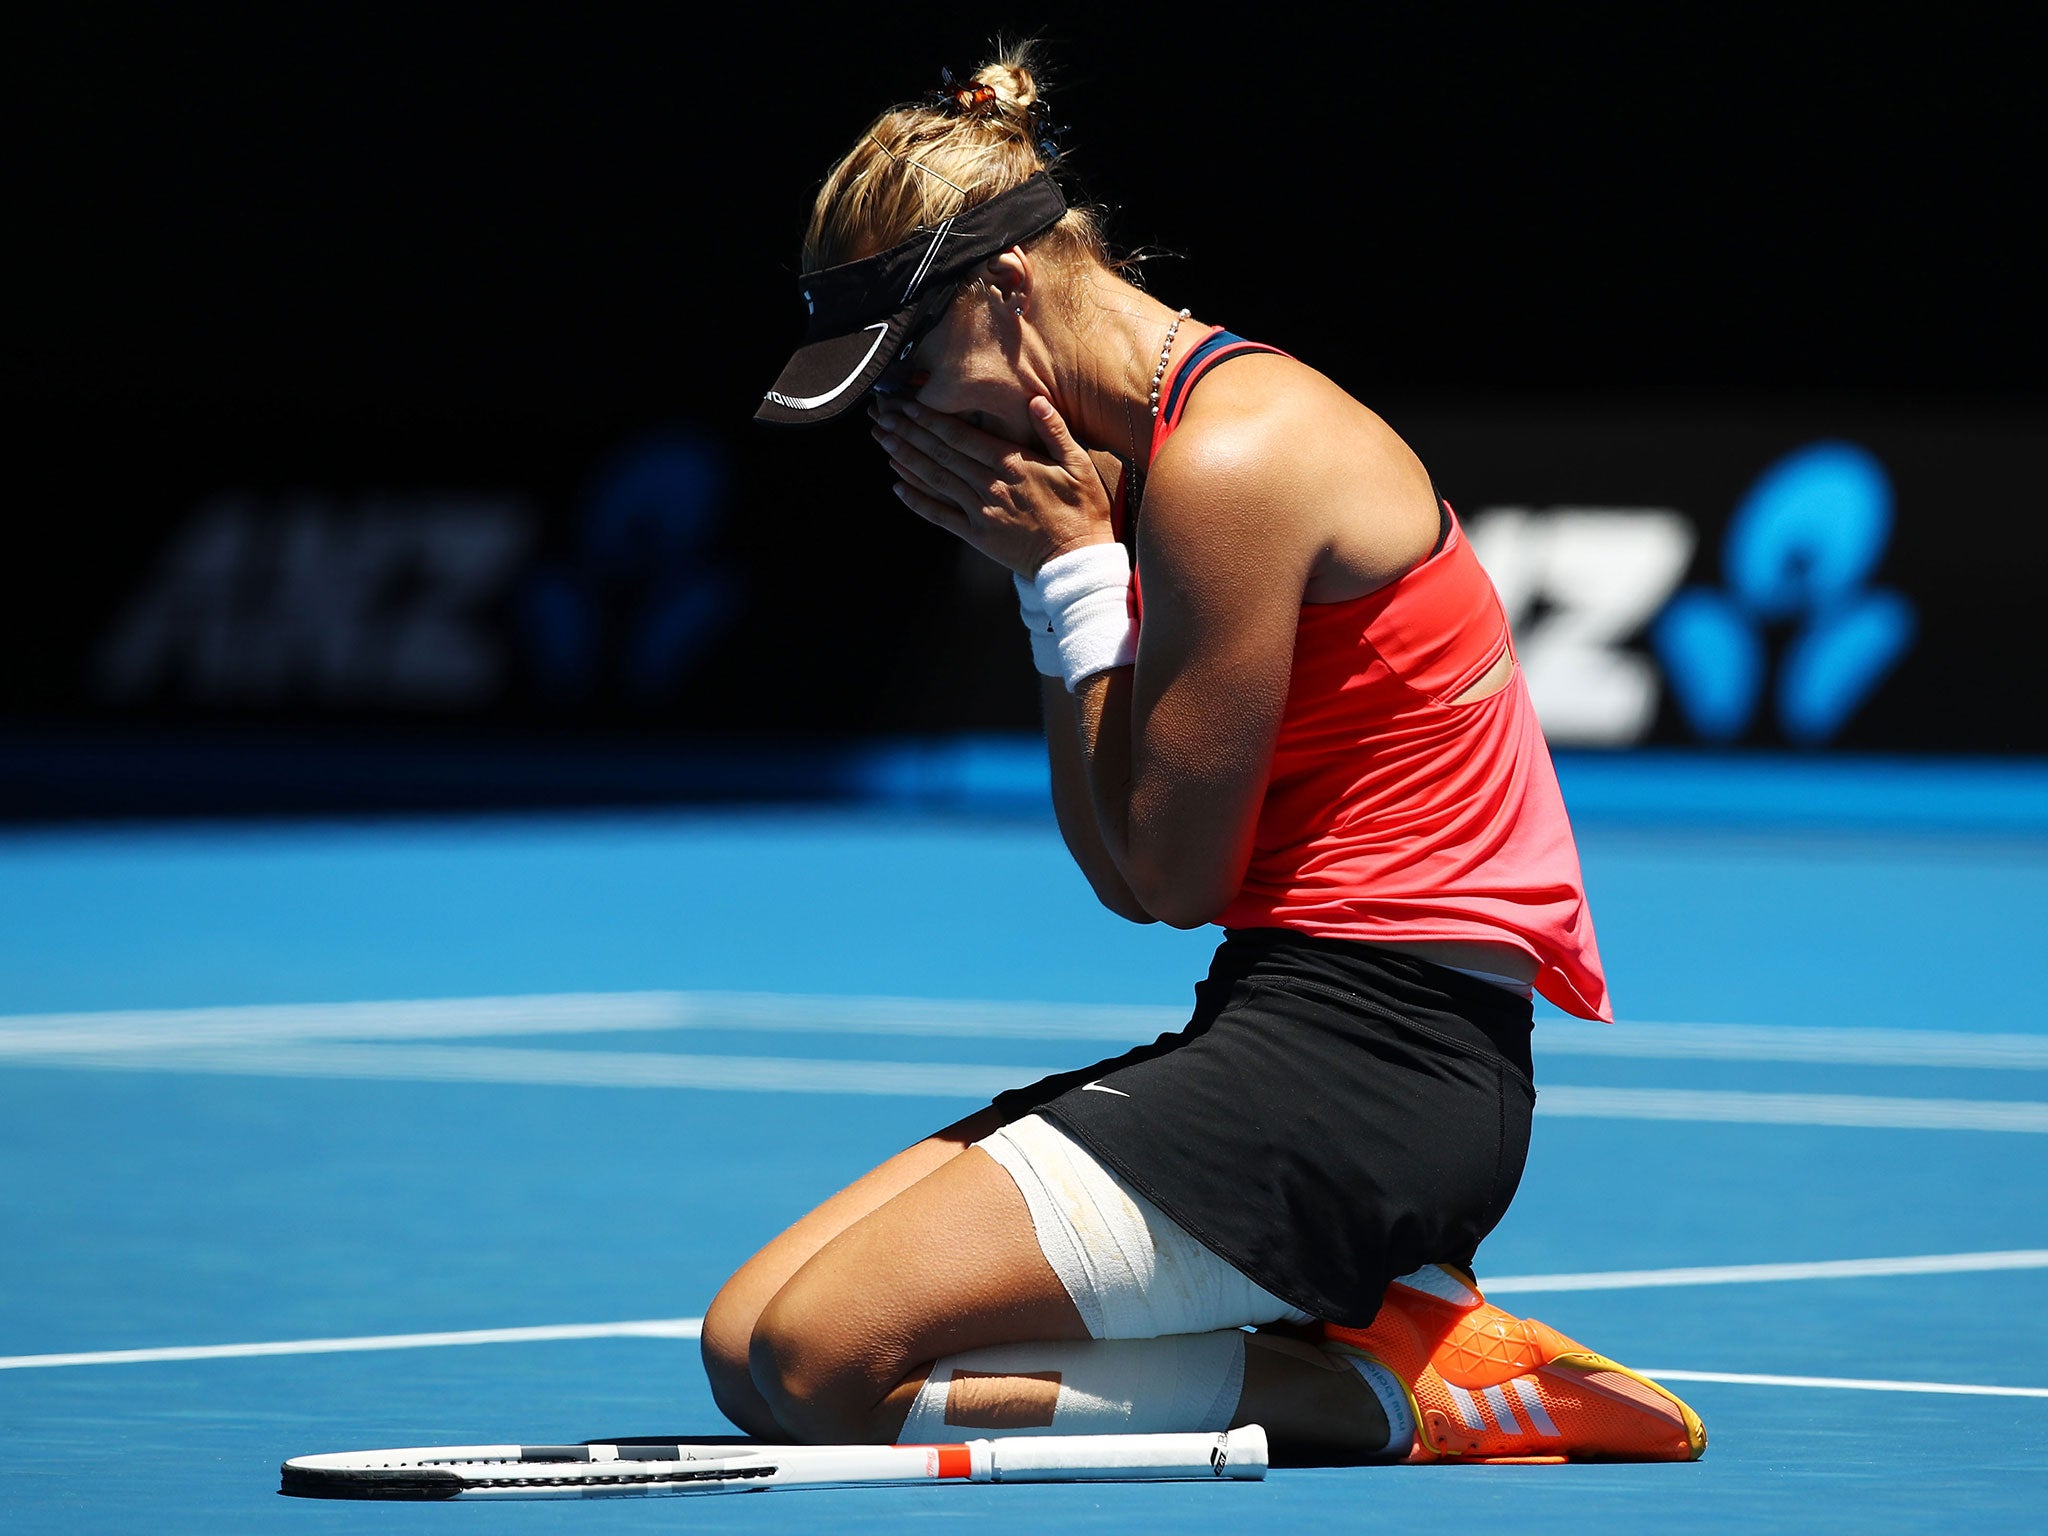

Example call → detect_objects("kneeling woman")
706 48 1704 1465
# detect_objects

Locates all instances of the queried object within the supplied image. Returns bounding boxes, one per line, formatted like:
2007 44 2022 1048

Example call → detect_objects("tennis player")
707 45 1705 1465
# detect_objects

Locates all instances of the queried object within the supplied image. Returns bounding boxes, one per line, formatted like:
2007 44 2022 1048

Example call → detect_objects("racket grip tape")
943 1426 1268 1482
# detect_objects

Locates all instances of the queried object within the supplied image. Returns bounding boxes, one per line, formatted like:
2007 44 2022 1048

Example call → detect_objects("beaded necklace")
1121 307 1191 526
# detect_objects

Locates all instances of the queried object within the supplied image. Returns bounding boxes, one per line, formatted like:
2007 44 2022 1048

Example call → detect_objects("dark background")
8 3 2042 817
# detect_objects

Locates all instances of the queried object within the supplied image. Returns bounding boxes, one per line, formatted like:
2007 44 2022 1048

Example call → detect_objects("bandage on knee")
897 1333 1245 1441
977 1114 1311 1340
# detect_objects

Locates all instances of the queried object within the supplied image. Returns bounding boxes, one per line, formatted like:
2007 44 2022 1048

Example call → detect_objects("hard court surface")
4 760 2046 1532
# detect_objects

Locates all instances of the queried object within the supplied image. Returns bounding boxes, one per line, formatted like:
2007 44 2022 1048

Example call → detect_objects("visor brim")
757 174 1067 427
755 310 918 426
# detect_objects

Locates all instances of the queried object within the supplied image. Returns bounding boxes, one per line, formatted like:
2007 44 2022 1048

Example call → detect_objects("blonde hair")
802 40 1113 293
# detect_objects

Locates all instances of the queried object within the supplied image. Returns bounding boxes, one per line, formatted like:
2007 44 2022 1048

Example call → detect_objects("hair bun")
973 59 1038 111
802 37 1097 272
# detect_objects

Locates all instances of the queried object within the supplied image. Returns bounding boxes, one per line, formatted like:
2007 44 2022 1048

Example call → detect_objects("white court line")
0 1319 703 1371
0 993 1172 1054
9 1249 2047 1375
1536 1085 2048 1134
1637 1370 2048 1400
16 1042 1029 1099
1536 1021 2048 1071
8 1341 2044 1403
0 994 696 1055
1486 1248 2048 1293
7 993 2048 1068
15 1041 2048 1132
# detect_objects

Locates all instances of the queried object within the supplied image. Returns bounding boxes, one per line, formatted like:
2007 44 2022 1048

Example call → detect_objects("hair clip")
1023 100 1067 163
931 65 1000 118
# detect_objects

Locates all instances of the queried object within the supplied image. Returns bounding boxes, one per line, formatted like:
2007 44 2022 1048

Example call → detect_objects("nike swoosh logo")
1080 1081 1130 1098
762 322 892 411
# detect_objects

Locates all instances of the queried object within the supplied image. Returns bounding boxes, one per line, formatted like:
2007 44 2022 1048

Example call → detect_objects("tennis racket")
280 1426 1268 1499
272 1433 1261 1507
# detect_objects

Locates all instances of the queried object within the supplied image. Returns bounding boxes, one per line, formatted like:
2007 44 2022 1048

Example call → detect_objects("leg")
749 1143 1090 1442
874 1329 1395 1463
700 1105 1007 1438
1239 1332 1394 1466
748 1116 1398 1461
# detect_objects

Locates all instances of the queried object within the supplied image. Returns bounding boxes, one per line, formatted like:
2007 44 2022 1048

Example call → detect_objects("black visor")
755 173 1069 425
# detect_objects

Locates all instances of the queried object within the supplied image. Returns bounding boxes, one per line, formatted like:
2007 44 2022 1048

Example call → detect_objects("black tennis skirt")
989 928 1536 1328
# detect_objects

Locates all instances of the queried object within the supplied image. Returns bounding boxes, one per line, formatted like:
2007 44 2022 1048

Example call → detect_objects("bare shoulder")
1143 350 1440 600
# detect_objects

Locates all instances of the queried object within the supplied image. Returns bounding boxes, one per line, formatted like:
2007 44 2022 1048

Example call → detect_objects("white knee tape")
978 1113 1310 1340
898 1333 1245 1441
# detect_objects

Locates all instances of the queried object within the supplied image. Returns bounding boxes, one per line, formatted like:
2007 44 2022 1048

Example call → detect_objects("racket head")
279 1443 787 1500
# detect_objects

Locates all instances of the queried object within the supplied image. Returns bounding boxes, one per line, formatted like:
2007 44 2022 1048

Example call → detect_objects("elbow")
1126 861 1234 931
1086 871 1160 925
1148 897 1224 931
1105 897 1161 926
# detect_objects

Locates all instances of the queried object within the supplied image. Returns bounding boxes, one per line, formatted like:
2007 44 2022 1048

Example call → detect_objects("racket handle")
967 1426 1268 1482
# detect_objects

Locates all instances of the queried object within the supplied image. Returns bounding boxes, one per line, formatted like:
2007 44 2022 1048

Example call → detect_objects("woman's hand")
872 395 1114 576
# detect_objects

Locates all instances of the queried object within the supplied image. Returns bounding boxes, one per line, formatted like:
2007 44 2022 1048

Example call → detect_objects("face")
873 275 1041 445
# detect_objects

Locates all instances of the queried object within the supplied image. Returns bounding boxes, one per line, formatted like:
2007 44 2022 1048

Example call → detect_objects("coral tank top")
1135 329 1611 1021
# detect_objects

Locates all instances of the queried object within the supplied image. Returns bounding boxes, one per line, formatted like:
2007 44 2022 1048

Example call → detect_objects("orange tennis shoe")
1322 1264 1707 1463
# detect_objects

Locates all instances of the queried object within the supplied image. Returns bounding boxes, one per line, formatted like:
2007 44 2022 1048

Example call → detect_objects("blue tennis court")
5 758 2046 1532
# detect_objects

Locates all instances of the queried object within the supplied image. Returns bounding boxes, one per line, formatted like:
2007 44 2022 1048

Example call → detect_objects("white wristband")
1013 572 1063 678
1032 542 1139 692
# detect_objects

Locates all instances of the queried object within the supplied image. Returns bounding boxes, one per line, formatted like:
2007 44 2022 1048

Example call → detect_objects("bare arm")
1041 366 1440 926
877 394 1167 921
1059 428 1310 928
878 383 1417 929
1040 676 1155 922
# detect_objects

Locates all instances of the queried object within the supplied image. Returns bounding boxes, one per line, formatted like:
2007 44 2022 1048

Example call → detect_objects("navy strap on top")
1152 326 1452 556
1159 330 1282 424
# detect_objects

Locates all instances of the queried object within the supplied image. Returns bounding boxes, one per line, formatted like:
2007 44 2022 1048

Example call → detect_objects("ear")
986 247 1034 314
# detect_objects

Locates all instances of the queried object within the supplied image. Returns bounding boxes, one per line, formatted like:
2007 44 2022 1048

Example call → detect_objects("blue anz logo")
1653 442 1916 745
522 431 740 703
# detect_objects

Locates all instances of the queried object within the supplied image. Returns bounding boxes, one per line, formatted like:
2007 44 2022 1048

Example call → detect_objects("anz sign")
1468 441 1916 748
